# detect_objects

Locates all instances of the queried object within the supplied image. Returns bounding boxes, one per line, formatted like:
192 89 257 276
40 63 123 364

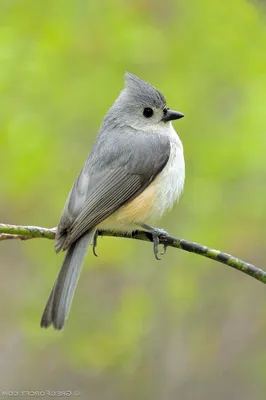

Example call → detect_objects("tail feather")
40 230 95 330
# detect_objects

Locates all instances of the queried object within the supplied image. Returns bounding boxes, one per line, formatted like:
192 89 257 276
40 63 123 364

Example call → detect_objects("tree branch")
0 223 265 285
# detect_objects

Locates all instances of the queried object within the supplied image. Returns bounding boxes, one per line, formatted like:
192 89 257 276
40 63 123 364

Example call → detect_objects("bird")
41 72 185 330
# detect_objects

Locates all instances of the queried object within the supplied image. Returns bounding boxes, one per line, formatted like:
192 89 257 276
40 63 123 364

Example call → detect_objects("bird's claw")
92 230 99 257
161 244 168 256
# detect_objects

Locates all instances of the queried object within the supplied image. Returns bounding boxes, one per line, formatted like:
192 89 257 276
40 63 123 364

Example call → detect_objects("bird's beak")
162 109 184 122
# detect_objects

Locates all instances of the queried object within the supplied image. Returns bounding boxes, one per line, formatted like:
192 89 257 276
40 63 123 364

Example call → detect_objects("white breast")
146 124 185 221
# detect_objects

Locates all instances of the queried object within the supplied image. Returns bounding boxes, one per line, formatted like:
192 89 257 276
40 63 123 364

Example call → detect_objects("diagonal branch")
0 223 265 285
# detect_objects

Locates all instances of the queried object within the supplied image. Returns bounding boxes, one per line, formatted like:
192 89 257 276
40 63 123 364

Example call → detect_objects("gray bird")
41 72 185 330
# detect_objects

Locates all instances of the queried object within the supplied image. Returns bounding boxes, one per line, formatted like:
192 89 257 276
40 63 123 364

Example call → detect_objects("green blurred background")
1 0 266 398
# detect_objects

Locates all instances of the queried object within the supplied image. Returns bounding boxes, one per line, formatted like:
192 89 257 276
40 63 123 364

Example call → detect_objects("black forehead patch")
125 72 166 108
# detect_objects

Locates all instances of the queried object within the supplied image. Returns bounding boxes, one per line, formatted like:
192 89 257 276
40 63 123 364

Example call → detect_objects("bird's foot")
141 225 169 260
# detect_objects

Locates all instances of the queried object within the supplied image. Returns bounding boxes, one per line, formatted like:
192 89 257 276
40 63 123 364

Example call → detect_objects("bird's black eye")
143 107 153 118
163 107 168 115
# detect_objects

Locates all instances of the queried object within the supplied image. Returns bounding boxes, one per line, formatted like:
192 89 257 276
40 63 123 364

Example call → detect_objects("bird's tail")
40 230 95 330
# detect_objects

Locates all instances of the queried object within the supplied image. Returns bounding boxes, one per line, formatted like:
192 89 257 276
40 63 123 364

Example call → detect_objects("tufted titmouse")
41 72 185 330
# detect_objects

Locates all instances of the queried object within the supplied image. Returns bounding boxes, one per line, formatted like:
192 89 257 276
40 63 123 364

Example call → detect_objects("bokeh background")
1 0 266 398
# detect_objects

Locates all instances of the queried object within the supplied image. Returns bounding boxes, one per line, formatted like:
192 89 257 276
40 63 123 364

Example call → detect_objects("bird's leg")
140 224 169 260
92 229 99 257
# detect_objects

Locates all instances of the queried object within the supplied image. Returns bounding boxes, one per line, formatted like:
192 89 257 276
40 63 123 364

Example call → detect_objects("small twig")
0 223 265 285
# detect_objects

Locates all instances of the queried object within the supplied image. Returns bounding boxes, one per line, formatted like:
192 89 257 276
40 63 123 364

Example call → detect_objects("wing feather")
63 171 142 248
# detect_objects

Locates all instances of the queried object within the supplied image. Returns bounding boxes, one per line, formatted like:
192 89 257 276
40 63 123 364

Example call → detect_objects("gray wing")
55 130 170 252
